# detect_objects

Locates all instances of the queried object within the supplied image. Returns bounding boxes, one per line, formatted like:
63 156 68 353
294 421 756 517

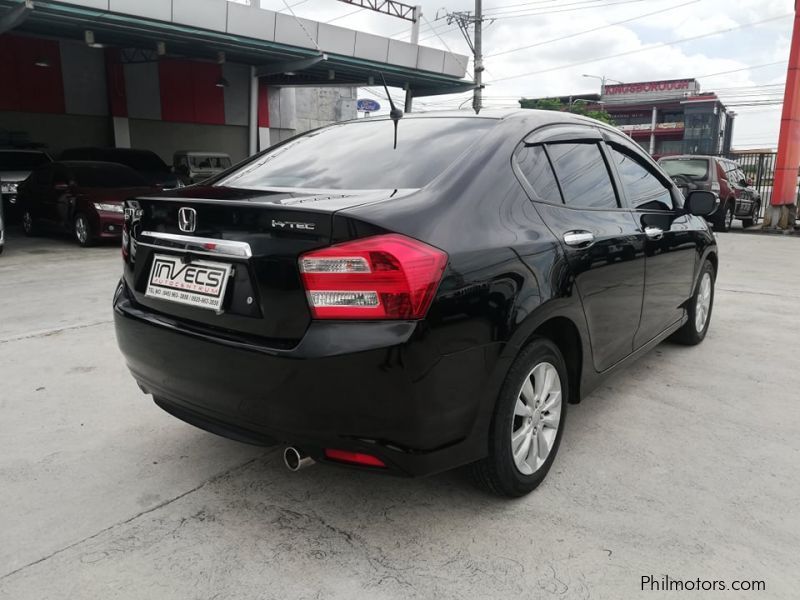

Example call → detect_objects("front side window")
546 142 618 209
609 147 673 211
219 117 496 190
514 145 562 204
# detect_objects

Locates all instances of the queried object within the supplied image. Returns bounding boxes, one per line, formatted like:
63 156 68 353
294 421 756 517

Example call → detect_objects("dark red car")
17 161 158 246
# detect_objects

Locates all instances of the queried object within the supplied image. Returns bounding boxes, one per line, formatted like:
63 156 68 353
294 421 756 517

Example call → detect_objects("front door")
514 132 646 372
603 136 698 347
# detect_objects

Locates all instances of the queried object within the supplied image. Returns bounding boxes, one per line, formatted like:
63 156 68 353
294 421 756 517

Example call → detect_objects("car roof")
56 160 137 170
174 151 231 156
342 108 623 133
0 148 50 154
659 155 713 160
62 147 159 155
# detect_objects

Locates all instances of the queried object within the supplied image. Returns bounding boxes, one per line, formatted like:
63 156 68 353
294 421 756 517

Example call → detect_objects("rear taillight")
298 234 447 320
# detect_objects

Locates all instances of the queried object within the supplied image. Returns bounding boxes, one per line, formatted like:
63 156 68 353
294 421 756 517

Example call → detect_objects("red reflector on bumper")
324 449 386 468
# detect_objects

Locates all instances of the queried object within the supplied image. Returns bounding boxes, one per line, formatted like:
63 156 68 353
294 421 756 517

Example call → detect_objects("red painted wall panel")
104 48 128 117
0 34 64 114
158 58 225 125
258 80 270 128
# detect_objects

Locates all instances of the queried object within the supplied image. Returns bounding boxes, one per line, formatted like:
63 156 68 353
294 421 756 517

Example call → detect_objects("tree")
519 97 615 125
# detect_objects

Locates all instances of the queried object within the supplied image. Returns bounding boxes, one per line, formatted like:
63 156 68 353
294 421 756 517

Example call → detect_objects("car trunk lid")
123 186 411 345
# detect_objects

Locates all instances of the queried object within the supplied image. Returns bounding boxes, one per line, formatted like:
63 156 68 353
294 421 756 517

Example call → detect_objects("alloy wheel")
75 215 89 245
695 272 712 332
511 362 562 475
725 207 734 230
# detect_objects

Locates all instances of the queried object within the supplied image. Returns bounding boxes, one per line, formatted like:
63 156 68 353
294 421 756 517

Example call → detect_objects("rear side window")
546 143 618 209
514 145 562 204
609 147 673 211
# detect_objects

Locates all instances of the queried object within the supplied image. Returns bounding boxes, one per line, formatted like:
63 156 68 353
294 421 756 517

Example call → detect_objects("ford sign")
356 98 381 112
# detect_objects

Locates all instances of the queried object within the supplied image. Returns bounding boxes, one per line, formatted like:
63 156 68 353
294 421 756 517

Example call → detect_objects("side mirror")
685 190 717 217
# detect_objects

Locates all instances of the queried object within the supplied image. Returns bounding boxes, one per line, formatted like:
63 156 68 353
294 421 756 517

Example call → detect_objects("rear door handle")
563 231 595 247
644 227 664 240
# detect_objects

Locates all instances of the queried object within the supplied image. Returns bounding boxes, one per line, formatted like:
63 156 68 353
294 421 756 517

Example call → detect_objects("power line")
484 0 662 19
487 13 793 83
325 7 365 23
693 61 788 80
486 0 698 58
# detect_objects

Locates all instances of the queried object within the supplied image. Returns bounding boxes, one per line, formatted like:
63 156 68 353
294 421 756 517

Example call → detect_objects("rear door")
515 126 645 372
603 135 697 347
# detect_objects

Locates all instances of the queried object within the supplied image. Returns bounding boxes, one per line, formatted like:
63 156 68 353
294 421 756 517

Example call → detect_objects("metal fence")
721 151 777 219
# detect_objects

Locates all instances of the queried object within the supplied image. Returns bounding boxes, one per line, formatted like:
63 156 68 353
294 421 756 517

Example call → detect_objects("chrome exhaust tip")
283 446 315 472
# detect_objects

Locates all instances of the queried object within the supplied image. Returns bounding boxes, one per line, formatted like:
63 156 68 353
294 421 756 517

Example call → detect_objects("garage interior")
0 0 472 164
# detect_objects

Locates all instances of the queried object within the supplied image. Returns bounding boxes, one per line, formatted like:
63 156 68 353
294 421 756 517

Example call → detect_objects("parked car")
173 151 232 185
59 147 181 189
18 161 158 246
114 111 718 497
1 149 53 220
0 197 5 255
658 155 760 231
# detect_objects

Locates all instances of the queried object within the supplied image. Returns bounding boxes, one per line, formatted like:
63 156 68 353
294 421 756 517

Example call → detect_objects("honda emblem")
178 207 197 233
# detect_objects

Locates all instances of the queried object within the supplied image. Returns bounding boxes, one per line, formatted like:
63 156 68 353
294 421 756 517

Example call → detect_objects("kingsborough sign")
603 79 699 101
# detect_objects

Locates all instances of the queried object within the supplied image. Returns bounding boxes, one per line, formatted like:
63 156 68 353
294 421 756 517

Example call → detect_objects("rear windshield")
71 164 147 188
189 156 231 169
0 151 51 171
659 158 709 179
219 118 496 190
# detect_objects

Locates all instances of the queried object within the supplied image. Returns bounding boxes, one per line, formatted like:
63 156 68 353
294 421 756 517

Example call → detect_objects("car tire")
74 213 94 247
470 337 568 497
714 201 734 232
741 201 760 228
671 260 716 346
22 209 36 237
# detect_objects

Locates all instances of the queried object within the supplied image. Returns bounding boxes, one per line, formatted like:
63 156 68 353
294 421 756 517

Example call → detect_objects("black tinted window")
0 151 50 171
609 147 673 211
515 145 562 203
32 165 53 184
219 118 495 190
546 143 618 209
69 164 147 188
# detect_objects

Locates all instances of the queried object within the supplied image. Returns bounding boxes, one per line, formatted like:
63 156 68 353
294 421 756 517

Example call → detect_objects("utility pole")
405 5 422 113
473 0 483 114
444 3 489 114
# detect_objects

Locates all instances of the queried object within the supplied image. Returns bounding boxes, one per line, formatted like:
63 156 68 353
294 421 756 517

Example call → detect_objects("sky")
258 0 795 149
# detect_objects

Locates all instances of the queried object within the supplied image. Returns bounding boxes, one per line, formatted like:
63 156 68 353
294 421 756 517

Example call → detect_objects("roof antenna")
379 72 403 150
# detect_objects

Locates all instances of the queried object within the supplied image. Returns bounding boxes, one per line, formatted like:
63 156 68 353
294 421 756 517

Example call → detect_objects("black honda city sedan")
114 110 717 497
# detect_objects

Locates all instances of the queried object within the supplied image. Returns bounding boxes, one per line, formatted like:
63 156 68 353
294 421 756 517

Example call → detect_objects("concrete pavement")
1 229 798 599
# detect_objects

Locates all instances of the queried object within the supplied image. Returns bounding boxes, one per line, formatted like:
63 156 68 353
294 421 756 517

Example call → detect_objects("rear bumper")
113 280 499 476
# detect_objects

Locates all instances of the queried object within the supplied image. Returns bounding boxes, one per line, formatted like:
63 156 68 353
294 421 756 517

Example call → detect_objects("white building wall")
267 87 357 145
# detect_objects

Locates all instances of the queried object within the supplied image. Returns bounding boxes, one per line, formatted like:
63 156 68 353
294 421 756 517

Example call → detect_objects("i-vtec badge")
271 219 316 231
